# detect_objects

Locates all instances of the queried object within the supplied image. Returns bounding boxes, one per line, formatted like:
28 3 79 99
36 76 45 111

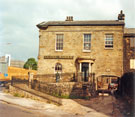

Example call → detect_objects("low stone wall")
31 81 96 98
9 85 62 105
9 85 45 101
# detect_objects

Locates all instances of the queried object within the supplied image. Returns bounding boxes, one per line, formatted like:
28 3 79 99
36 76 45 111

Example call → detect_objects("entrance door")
82 63 89 82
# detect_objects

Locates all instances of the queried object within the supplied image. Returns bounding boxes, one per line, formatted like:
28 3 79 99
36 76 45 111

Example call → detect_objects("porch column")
89 63 91 73
79 62 82 72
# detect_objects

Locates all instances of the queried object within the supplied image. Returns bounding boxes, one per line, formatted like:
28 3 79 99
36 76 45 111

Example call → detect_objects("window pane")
84 43 90 50
105 34 113 48
55 63 62 72
84 34 91 50
56 34 63 50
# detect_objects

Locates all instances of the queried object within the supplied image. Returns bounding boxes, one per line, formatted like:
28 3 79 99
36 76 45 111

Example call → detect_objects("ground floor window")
55 63 62 73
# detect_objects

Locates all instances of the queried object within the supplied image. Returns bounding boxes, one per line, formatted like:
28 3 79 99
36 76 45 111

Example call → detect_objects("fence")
77 73 95 82
34 73 75 83
34 72 95 83
11 72 95 87
11 73 95 85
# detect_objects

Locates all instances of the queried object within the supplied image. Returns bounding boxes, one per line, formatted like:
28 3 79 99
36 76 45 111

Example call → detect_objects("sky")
0 0 134 62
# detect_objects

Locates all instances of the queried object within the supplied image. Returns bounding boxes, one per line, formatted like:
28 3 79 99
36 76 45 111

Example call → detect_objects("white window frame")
130 59 135 69
55 34 64 51
105 34 113 49
83 34 91 52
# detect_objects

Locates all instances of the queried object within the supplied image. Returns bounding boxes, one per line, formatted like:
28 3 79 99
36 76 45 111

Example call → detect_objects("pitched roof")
124 28 135 34
37 20 124 29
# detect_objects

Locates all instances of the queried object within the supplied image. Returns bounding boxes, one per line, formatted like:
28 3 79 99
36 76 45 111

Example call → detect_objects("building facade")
36 11 125 81
123 28 135 73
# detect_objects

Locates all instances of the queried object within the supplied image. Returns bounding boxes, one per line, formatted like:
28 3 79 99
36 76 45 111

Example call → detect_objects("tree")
23 58 37 70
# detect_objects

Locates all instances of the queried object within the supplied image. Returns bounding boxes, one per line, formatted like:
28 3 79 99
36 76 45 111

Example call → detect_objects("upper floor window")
130 38 135 47
105 34 113 48
56 34 63 51
83 34 91 51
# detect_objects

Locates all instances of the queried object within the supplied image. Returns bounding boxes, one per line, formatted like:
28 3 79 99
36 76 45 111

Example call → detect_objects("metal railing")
77 73 95 82
33 72 95 83
11 72 95 87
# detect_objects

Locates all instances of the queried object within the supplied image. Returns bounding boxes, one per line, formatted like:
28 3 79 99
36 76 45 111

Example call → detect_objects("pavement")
0 87 109 117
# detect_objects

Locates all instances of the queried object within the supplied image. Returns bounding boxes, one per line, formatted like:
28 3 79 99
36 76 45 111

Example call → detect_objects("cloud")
0 0 134 61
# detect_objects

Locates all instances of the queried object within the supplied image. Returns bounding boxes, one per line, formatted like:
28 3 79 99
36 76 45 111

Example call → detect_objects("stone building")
36 11 125 82
123 28 135 73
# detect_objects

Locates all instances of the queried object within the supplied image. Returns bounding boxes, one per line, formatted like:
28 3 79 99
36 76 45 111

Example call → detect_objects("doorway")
82 62 89 82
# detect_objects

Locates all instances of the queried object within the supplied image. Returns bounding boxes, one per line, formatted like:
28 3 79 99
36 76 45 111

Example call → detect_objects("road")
0 86 5 91
0 101 47 117
1 85 132 117
0 86 78 117
0 86 49 117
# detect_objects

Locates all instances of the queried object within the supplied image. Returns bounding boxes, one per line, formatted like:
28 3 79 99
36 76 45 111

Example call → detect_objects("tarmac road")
0 101 46 117
0 85 5 91
0 86 49 117
0 86 77 117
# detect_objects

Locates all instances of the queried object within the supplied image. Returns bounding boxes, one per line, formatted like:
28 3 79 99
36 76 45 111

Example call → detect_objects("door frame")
81 62 89 82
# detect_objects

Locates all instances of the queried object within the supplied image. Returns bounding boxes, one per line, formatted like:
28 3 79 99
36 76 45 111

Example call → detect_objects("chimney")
65 16 73 21
118 10 125 21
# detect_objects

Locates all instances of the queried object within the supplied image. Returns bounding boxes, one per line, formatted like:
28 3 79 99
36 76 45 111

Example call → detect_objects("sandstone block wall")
37 25 124 78
9 85 62 105
31 81 96 98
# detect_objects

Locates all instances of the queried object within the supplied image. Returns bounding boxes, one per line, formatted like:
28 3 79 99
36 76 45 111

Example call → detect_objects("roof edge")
36 20 125 29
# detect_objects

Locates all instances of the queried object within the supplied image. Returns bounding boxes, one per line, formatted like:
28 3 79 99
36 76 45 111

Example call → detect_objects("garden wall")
31 81 96 98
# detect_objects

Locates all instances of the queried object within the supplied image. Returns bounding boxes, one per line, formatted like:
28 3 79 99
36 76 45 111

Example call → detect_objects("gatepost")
28 72 34 88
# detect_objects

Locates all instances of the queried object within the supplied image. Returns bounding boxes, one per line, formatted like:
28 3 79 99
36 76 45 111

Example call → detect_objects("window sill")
104 48 113 50
83 50 91 52
55 50 63 52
